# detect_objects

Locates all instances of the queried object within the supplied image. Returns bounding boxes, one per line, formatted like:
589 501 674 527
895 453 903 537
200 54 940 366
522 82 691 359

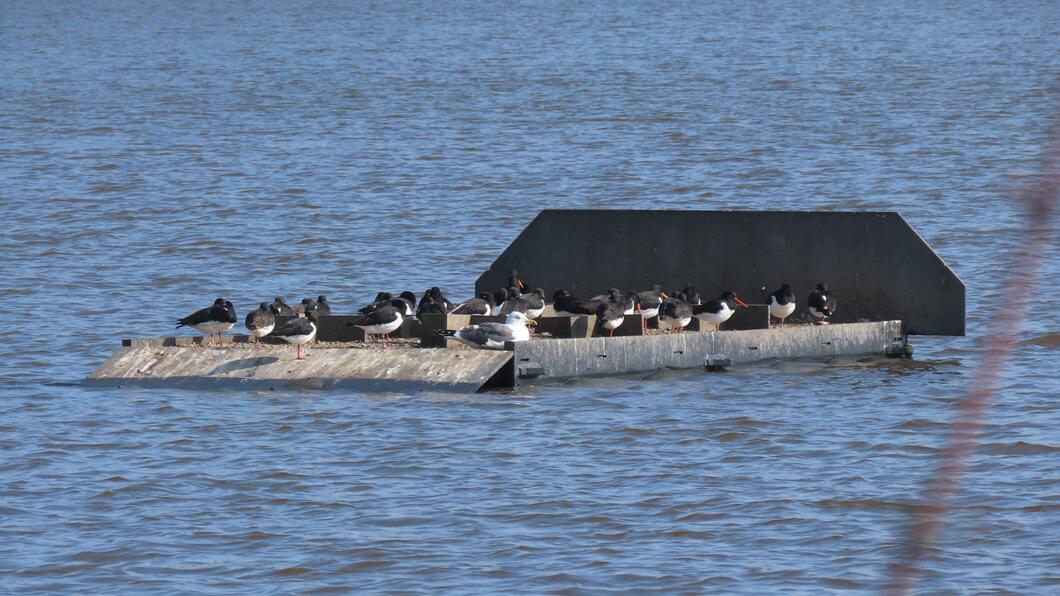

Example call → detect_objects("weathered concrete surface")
89 322 904 392
87 344 512 393
476 210 964 336
510 321 905 385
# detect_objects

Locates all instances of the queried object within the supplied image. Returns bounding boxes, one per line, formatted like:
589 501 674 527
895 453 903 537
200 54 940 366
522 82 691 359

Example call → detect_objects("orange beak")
734 296 749 308
660 292 669 299
518 278 527 290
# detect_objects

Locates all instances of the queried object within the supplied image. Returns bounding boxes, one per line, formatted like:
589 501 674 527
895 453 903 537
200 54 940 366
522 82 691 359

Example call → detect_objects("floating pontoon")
88 211 963 392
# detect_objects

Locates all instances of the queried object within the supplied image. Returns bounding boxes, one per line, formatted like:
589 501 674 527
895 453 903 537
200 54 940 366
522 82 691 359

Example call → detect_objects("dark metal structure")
475 210 965 336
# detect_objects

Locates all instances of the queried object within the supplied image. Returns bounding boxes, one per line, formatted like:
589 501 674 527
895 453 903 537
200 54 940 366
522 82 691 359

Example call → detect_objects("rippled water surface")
2 1 1059 592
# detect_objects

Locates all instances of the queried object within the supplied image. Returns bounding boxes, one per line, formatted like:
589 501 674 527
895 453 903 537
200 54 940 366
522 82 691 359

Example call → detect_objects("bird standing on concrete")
176 298 237 346
350 299 405 342
637 285 668 319
695 291 749 331
637 285 668 333
808 284 837 324
451 292 496 316
245 302 276 343
448 311 535 350
596 298 627 336
765 284 797 327
271 310 317 360
551 289 595 316
658 293 693 333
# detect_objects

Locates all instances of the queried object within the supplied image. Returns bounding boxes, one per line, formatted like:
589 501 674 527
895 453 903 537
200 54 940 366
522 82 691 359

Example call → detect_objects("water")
2 0 1059 592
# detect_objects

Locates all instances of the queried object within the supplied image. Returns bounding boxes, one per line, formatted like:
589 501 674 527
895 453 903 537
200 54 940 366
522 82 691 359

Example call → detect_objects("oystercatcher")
658 293 693 333
350 299 405 342
695 291 749 331
176 298 237 346
313 295 332 316
418 287 453 314
244 302 276 343
808 284 837 325
596 298 627 336
490 289 508 315
271 297 294 316
398 291 418 316
552 289 595 316
637 285 668 333
271 310 317 360
765 284 797 327
451 292 496 316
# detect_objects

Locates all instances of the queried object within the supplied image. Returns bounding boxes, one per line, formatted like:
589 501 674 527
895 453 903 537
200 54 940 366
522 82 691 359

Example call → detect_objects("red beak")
734 296 749 308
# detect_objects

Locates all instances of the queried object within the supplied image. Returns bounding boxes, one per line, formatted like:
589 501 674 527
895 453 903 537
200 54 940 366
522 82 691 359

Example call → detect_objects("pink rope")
884 121 1059 595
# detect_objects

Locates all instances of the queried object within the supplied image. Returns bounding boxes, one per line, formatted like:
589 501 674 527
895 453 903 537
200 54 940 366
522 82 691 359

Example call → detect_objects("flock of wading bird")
176 271 838 360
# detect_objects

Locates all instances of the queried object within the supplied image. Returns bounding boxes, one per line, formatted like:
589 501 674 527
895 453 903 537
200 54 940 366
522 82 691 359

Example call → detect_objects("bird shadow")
209 357 280 375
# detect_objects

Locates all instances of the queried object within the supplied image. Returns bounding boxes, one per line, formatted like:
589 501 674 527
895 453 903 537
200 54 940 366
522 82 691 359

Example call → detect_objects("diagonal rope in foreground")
883 120 1059 595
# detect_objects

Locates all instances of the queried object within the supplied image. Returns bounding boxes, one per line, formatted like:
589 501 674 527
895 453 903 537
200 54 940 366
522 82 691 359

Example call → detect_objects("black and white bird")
418 287 453 314
765 284 797 327
596 298 627 336
451 292 496 316
313 295 332 316
507 269 528 292
694 291 749 331
350 298 405 342
808 284 837 325
637 285 668 321
360 292 393 314
176 298 237 346
523 288 546 320
591 288 622 303
490 289 508 315
499 286 544 317
448 312 535 350
498 287 524 315
245 302 276 343
619 291 640 315
271 310 317 360
682 285 702 307
658 293 693 333
398 291 418 316
552 289 595 316
416 295 449 316
271 297 294 316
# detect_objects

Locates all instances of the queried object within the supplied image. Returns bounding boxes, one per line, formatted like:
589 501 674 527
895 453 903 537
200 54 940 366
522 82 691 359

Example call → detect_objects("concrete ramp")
86 343 514 393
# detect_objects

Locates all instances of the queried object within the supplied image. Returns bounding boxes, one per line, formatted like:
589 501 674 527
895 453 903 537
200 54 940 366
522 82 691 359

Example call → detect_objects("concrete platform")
87 321 907 393
86 341 513 393
511 320 905 385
